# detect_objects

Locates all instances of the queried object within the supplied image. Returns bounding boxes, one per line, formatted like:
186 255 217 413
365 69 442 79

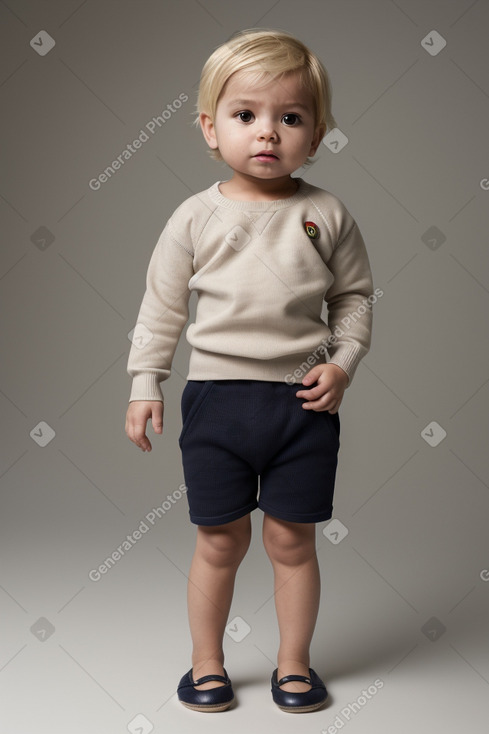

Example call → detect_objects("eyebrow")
226 99 310 111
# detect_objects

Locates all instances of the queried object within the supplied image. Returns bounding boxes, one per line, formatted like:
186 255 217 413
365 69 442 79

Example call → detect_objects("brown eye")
282 114 300 126
237 111 253 122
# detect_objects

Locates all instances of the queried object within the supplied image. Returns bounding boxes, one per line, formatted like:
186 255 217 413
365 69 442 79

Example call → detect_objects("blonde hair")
193 28 337 165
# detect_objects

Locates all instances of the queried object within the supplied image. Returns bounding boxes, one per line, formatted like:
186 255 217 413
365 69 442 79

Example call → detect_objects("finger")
152 406 164 434
302 395 334 411
130 423 152 451
302 366 323 384
137 434 152 452
296 384 328 401
324 398 341 414
152 418 163 434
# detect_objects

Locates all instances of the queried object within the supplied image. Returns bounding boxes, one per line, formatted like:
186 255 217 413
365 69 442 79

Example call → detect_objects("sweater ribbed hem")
128 343 367 402
187 347 327 385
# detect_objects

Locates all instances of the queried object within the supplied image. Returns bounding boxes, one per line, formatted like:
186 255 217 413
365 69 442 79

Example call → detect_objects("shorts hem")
189 501 258 526
257 501 334 524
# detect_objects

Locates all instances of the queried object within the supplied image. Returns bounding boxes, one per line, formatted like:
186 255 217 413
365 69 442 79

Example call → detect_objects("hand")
125 400 164 452
295 364 349 414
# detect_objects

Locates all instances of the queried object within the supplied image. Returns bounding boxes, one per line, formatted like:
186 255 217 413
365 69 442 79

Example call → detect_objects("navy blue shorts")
178 380 340 526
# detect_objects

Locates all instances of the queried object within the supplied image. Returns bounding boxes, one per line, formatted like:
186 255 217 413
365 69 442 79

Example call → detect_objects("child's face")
200 70 324 182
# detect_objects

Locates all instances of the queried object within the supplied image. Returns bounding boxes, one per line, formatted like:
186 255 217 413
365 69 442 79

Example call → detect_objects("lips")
254 150 278 159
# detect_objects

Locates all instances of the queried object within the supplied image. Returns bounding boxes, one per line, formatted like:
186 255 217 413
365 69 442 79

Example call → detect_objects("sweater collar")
208 177 308 211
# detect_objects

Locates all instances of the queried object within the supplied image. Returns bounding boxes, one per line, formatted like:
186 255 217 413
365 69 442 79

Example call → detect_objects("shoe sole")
276 697 328 713
180 699 234 713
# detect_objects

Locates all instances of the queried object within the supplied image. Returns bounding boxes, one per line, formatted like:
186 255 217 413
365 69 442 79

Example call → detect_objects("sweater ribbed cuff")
327 343 366 388
128 373 164 403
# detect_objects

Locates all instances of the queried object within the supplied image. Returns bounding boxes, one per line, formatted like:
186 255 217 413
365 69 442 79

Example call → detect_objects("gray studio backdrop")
1 1 488 733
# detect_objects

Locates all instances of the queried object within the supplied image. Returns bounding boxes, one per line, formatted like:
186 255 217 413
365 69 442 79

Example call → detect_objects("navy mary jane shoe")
271 667 328 713
177 668 234 712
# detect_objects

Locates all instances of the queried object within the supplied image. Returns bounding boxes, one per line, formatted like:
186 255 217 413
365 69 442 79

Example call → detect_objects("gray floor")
1 1 489 732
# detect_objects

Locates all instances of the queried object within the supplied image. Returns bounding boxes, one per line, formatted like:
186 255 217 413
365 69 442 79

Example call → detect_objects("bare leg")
262 514 320 693
187 514 252 690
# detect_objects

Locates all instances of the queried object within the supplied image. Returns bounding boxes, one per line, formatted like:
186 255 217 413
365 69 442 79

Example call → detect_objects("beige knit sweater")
127 178 374 402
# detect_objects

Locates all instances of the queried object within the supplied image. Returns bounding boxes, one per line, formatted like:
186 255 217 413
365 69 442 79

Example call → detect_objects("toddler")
125 28 374 714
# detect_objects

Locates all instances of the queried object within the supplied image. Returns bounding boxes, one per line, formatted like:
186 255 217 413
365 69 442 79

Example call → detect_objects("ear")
199 112 219 150
308 123 327 157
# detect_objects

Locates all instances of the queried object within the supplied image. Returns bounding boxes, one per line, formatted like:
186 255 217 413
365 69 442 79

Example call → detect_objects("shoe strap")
278 673 311 686
192 672 229 686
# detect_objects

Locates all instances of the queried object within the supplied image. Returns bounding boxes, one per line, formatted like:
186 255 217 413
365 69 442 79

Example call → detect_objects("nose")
257 124 278 141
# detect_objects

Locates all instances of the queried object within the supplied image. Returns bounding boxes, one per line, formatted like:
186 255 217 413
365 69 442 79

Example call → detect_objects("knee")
198 520 251 568
263 520 315 566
